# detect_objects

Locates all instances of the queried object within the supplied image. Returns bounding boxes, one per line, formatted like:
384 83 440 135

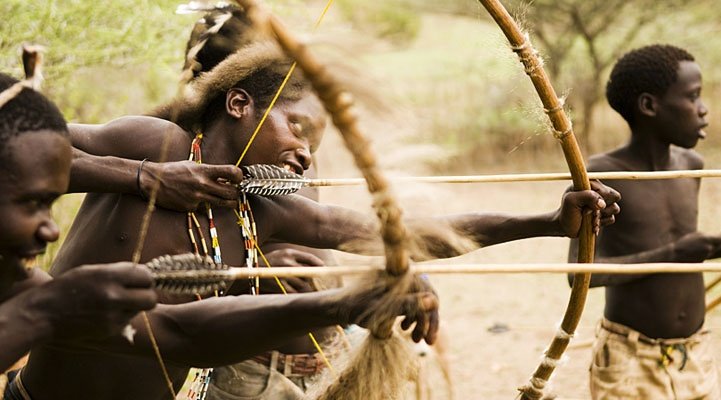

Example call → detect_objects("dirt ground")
315 132 721 400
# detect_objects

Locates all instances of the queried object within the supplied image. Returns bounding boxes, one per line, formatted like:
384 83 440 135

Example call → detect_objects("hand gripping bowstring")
476 1 596 399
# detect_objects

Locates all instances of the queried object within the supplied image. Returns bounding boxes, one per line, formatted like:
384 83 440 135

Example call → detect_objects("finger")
116 288 158 311
400 315 413 331
426 307 439 344
593 210 601 235
600 215 615 226
293 251 326 267
199 182 240 202
600 203 621 217
411 308 429 343
203 194 239 209
205 164 246 184
108 265 155 288
409 293 437 343
568 190 605 211
282 277 314 293
590 180 622 203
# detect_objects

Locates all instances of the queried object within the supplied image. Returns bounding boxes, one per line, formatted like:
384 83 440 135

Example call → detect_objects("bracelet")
137 158 149 201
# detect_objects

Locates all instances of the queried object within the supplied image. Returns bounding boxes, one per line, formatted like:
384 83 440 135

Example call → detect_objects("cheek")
0 211 35 251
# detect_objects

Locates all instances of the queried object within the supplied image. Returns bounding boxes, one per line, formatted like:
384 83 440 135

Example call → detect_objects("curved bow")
477 1 596 399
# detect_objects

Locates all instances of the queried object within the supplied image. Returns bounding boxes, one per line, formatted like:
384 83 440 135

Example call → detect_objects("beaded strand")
184 133 260 400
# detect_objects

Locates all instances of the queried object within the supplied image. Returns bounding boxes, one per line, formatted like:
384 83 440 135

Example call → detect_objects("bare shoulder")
587 148 632 172
71 116 191 161
671 146 704 170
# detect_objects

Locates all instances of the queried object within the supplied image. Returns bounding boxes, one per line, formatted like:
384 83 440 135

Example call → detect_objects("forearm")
130 291 343 367
404 212 564 260
589 245 678 286
449 211 564 247
70 148 142 194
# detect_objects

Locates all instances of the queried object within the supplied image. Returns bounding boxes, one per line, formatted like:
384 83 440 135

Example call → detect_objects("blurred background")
4 1 721 398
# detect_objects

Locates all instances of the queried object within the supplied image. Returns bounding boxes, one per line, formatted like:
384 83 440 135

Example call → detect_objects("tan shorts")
205 352 315 400
590 318 721 400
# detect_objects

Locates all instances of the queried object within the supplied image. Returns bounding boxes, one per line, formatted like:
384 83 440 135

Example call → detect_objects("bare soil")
318 133 721 399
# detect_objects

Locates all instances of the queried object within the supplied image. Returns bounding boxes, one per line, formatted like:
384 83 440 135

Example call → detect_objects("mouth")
20 256 37 272
698 123 709 139
18 249 44 272
280 162 304 176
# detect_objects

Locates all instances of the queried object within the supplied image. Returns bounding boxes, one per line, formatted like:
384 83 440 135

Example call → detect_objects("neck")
627 126 671 170
200 120 246 165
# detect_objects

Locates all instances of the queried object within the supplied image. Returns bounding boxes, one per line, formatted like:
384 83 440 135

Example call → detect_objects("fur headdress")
152 40 307 131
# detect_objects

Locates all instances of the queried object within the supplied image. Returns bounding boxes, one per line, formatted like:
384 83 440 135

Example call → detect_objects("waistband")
600 318 707 346
251 351 328 377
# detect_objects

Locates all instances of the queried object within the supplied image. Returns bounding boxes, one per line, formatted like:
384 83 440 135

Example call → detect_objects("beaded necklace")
185 133 260 400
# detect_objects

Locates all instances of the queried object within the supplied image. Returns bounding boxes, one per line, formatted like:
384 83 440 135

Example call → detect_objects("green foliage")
0 0 196 121
337 0 421 46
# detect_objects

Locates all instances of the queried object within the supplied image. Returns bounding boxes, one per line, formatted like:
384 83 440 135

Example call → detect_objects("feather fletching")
237 164 309 196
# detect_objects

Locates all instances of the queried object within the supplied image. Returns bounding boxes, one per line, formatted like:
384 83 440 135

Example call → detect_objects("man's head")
0 73 72 291
606 44 708 147
170 41 326 173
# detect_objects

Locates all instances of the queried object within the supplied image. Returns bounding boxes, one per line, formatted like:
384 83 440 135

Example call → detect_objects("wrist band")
137 158 149 201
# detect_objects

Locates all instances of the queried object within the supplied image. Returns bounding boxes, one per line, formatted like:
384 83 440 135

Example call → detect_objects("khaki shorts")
204 353 314 400
590 318 721 400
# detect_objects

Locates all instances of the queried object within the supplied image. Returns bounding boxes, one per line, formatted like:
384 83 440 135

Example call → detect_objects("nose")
699 100 709 118
295 147 312 171
37 217 60 244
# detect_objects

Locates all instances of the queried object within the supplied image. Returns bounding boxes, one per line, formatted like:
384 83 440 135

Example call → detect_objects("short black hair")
606 44 695 125
0 73 68 160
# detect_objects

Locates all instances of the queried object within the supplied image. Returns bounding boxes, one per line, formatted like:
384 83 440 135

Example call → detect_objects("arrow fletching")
237 164 309 196
147 253 231 296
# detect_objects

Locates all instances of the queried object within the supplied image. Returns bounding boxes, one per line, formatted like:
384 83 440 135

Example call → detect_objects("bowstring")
231 0 340 374
234 0 335 167
234 210 337 375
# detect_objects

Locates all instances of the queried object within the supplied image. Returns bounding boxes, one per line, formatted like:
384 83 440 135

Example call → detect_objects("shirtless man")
70 7 345 397
0 68 440 400
19 41 619 400
569 44 720 399
0 72 157 372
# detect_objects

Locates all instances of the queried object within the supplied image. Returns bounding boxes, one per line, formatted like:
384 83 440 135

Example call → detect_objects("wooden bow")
476 1 596 399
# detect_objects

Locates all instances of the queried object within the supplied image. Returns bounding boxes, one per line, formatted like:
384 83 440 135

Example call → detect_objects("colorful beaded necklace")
185 133 260 400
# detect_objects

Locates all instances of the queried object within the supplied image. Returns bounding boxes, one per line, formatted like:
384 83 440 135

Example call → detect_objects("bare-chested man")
18 41 620 400
70 7 346 397
0 68 438 400
0 71 155 378
569 44 720 399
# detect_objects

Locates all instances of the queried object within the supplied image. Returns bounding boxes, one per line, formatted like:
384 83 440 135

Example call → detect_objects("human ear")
226 88 253 119
638 93 657 117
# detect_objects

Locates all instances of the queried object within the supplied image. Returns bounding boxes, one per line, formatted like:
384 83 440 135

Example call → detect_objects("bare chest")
601 178 699 252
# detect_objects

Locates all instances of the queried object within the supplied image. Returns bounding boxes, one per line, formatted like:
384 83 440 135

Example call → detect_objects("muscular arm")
68 117 243 210
65 283 436 367
262 187 613 261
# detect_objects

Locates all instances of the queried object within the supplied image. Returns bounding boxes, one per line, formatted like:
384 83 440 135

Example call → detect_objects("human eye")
289 120 303 136
22 199 41 212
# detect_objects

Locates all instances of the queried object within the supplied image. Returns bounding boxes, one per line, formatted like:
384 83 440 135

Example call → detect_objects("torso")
22 152 332 399
592 146 705 338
